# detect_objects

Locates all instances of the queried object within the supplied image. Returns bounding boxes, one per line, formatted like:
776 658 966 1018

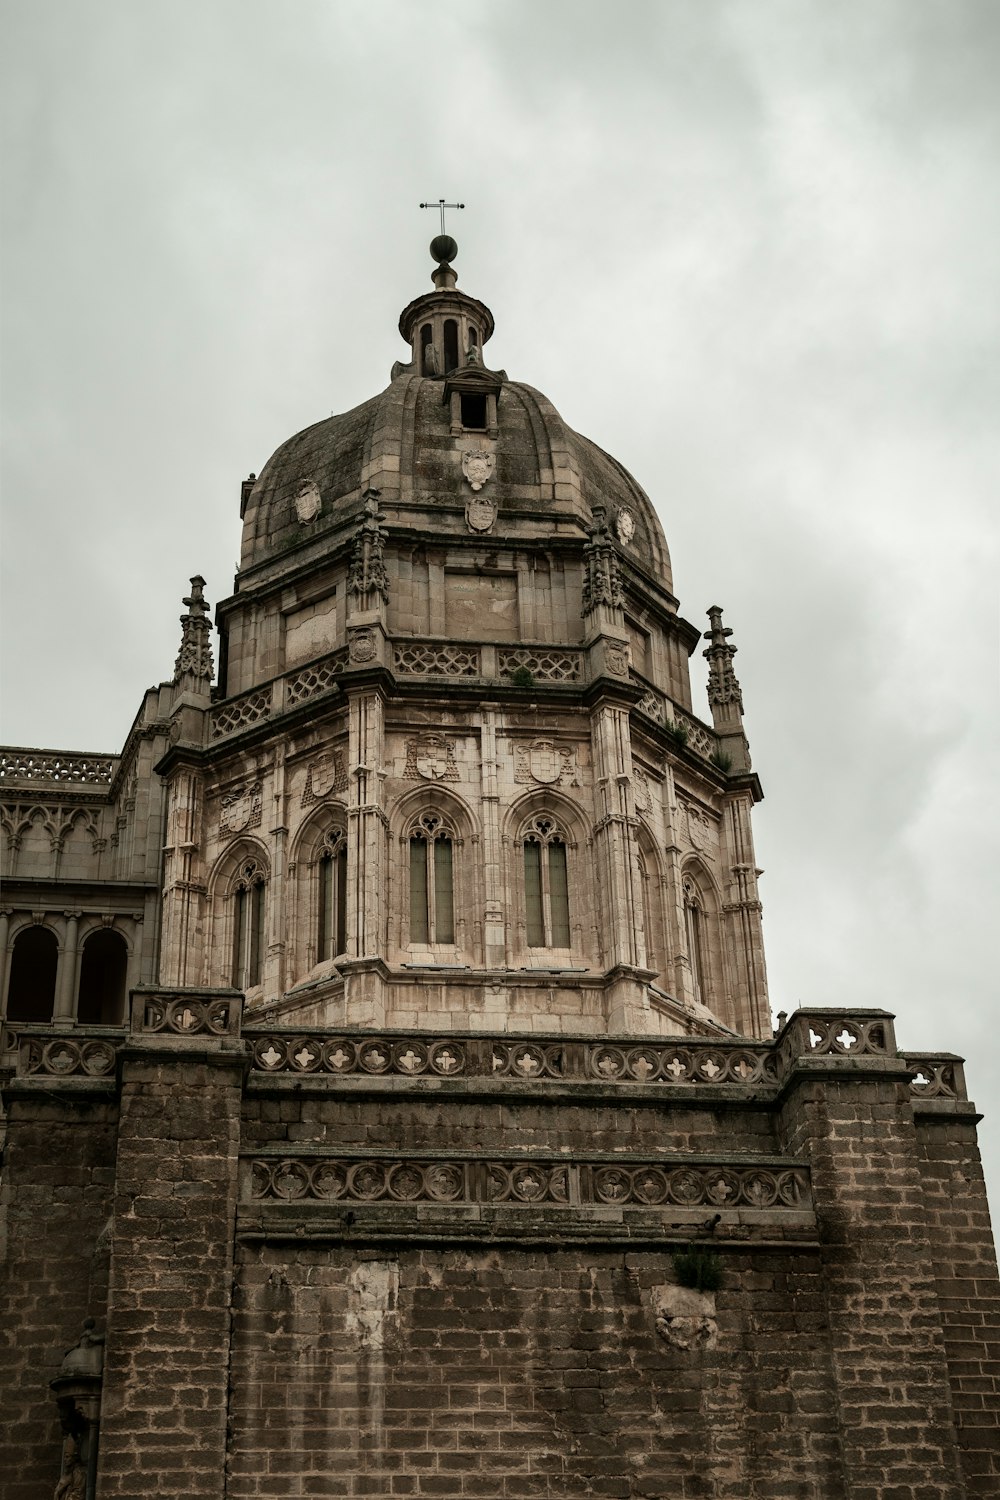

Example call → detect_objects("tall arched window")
683 875 707 1002
232 858 266 989
6 924 58 1022
637 851 655 969
522 815 571 948
443 318 459 374
77 928 128 1025
408 812 454 945
317 828 348 961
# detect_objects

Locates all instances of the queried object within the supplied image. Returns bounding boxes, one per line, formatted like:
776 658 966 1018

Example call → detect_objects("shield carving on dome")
465 495 497 533
294 479 322 524
462 450 495 492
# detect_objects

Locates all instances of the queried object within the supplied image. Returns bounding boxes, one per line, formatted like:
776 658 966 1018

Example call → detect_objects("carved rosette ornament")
581 506 624 615
172 575 214 685
347 490 389 602
462 450 495 492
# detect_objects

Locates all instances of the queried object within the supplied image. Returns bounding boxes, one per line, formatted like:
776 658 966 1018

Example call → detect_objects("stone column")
479 706 506 969
720 791 769 1039
0 908 11 1015
54 910 81 1021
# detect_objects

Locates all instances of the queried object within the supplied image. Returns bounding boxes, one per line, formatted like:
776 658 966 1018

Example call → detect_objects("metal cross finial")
420 198 465 235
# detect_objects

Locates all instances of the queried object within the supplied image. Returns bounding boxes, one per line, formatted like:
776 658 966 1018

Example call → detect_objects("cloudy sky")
2 1 998 1200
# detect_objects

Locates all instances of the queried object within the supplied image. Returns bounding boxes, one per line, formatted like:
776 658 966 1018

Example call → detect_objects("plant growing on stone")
509 666 535 688
709 750 732 773
664 719 689 748
672 1246 723 1293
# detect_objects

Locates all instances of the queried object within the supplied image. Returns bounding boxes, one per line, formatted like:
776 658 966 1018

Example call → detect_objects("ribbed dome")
239 372 673 595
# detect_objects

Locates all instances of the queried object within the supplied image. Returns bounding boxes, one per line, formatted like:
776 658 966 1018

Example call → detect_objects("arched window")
408 812 454 945
420 323 435 375
637 851 655 969
443 318 459 374
231 858 266 989
317 828 348 961
6 924 58 1023
683 875 707 1002
77 928 128 1025
522 815 570 948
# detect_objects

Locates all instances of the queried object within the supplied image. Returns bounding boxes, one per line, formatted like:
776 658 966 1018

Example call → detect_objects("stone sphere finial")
430 233 458 265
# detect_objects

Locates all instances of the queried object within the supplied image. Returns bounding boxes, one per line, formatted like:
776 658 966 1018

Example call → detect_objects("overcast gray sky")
2 0 998 1203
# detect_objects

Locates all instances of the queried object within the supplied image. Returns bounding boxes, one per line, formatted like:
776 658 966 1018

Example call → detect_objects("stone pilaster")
720 790 769 1039
589 702 648 1029
158 767 205 988
778 1011 967 1499
479 705 506 969
96 991 243 1495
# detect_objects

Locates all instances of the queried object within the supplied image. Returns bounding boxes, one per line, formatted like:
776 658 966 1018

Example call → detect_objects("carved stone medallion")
404 733 459 782
294 479 322 524
605 643 629 677
615 506 635 544
462 450 495 492
348 629 376 663
220 783 263 836
513 739 577 787
465 494 497 532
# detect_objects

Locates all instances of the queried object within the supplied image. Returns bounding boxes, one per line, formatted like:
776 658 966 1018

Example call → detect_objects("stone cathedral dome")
238 257 673 596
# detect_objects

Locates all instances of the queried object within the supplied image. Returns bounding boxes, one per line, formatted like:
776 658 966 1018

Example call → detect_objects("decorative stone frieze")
246 1153 811 1211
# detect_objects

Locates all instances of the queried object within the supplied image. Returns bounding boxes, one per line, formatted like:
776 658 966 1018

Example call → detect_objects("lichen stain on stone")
651 1283 718 1352
346 1260 399 1350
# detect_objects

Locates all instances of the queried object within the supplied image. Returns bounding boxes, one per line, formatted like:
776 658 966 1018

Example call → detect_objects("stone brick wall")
0 1090 118 1500
228 1243 844 1500
914 1113 1000 1495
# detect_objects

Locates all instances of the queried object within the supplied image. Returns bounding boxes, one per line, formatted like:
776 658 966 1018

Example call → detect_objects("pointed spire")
172 576 214 686
703 605 743 715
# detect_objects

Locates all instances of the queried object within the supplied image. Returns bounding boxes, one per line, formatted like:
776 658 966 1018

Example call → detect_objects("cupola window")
420 324 435 376
443 319 459 374
460 392 488 430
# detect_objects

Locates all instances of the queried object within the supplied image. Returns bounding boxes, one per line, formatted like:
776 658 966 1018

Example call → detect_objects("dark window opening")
469 327 478 348
78 929 128 1025
444 319 459 374
460 393 488 430
318 837 348 960
7 925 58 1023
420 324 434 375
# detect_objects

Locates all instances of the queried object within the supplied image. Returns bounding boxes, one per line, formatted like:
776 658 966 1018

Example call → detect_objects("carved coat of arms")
294 479 322 524
462 450 495 492
220 783 262 836
615 506 635 544
465 494 497 532
404 733 459 782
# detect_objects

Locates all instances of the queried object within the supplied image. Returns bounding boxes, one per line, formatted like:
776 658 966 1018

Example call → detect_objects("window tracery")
231 857 266 989
408 812 455 945
683 874 708 1003
316 828 348 961
521 814 571 948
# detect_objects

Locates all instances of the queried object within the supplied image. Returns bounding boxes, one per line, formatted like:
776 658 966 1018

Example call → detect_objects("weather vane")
420 199 465 235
